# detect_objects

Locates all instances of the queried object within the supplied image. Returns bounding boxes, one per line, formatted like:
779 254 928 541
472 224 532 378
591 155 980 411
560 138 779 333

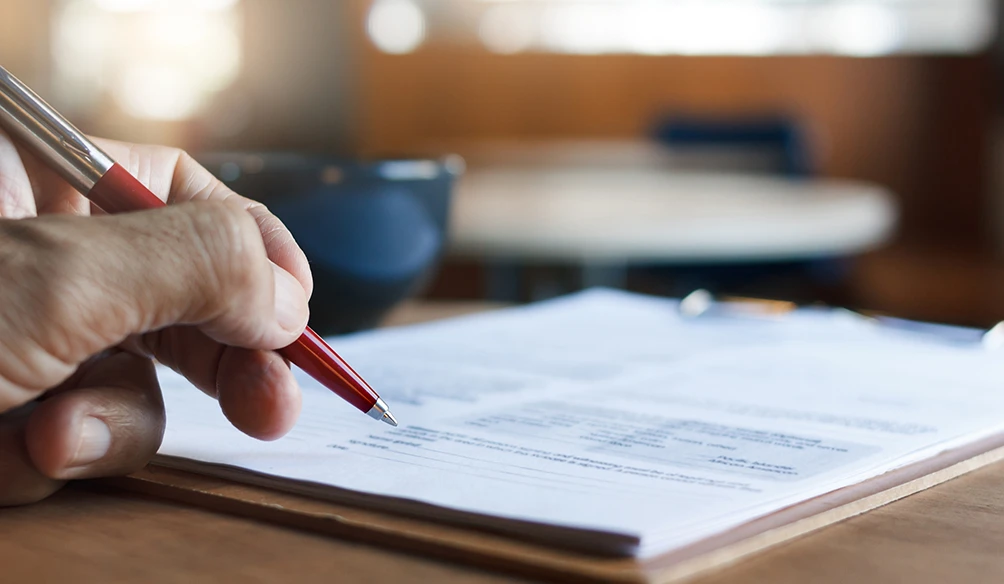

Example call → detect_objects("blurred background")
4 0 1004 329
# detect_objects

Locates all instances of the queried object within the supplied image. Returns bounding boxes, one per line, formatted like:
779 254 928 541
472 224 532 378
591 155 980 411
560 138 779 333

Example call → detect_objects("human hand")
0 130 313 505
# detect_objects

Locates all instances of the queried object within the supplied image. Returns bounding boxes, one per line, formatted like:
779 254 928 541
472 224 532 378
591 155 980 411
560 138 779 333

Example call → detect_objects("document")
156 289 1004 558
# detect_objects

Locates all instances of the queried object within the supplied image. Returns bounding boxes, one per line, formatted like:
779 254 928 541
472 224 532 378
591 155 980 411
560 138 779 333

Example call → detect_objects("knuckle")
1 217 88 303
184 202 269 307
0 219 91 387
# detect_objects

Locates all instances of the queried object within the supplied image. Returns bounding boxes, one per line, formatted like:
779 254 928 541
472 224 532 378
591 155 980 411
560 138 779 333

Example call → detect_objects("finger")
128 327 301 440
16 137 311 297
92 140 313 298
10 133 90 217
24 351 164 480
243 201 314 300
0 201 308 409
0 129 38 219
0 404 64 507
217 347 302 440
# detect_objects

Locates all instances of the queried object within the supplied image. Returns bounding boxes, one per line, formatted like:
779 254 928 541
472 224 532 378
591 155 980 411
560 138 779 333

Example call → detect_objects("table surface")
449 164 897 264
4 301 1004 584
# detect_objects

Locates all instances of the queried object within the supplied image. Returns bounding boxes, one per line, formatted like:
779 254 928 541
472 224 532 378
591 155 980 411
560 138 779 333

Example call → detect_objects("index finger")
16 136 312 298
93 139 313 298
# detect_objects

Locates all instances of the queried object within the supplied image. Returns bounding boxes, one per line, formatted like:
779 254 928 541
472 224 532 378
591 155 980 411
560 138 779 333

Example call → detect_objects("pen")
0 66 398 427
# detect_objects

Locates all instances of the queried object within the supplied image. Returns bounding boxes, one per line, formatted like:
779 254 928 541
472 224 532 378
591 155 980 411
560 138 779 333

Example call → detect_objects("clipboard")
103 433 1004 584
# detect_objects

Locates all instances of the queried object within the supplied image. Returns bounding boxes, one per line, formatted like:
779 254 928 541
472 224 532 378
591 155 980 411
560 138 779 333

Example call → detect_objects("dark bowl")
199 152 462 335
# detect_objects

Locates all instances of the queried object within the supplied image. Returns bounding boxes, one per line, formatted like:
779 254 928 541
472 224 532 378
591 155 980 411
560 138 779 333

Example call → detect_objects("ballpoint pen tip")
382 412 399 427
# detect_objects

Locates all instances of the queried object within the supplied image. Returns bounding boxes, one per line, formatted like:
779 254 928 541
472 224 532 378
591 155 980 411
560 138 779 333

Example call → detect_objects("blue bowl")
199 153 462 335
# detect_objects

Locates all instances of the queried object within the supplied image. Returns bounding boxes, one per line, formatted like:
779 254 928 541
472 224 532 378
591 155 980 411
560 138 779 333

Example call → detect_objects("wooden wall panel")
355 44 992 247
0 0 51 87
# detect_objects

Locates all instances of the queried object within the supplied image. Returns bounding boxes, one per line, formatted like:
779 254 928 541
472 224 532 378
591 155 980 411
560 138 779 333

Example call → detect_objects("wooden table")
447 140 896 264
446 141 897 297
450 168 896 264
3 302 1004 583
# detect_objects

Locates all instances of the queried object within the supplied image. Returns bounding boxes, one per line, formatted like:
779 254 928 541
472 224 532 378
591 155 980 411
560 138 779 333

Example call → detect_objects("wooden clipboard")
102 433 1004 584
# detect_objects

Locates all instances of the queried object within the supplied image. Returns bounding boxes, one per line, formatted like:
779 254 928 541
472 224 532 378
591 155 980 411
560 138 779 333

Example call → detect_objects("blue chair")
651 114 815 178
638 113 847 299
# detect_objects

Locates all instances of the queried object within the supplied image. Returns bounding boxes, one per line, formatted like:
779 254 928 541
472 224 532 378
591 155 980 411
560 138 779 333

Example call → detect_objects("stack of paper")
155 290 1004 558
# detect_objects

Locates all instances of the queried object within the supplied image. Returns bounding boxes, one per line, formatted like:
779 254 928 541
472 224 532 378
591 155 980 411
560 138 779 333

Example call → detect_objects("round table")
448 167 897 264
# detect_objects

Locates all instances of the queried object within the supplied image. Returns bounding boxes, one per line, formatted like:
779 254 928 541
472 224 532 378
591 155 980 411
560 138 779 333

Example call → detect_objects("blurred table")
8 302 1004 584
449 168 896 264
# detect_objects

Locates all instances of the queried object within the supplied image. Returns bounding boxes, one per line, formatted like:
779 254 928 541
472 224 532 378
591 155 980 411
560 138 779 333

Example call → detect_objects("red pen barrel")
279 329 379 413
88 163 381 415
90 163 169 212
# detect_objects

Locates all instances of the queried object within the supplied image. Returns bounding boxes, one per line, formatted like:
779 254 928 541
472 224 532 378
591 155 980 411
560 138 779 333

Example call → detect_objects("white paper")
156 289 1004 558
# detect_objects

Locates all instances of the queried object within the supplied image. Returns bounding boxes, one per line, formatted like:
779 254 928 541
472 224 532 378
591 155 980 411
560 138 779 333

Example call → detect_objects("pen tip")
382 411 399 427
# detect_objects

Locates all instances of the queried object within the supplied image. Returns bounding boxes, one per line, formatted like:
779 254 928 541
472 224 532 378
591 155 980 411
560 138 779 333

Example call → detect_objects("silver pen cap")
0 66 114 193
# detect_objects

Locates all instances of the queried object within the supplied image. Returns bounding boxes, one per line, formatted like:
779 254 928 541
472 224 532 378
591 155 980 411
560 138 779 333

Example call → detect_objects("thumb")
0 200 308 410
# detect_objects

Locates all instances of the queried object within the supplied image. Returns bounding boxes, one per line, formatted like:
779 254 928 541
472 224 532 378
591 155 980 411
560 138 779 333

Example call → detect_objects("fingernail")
70 416 112 468
273 264 307 333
